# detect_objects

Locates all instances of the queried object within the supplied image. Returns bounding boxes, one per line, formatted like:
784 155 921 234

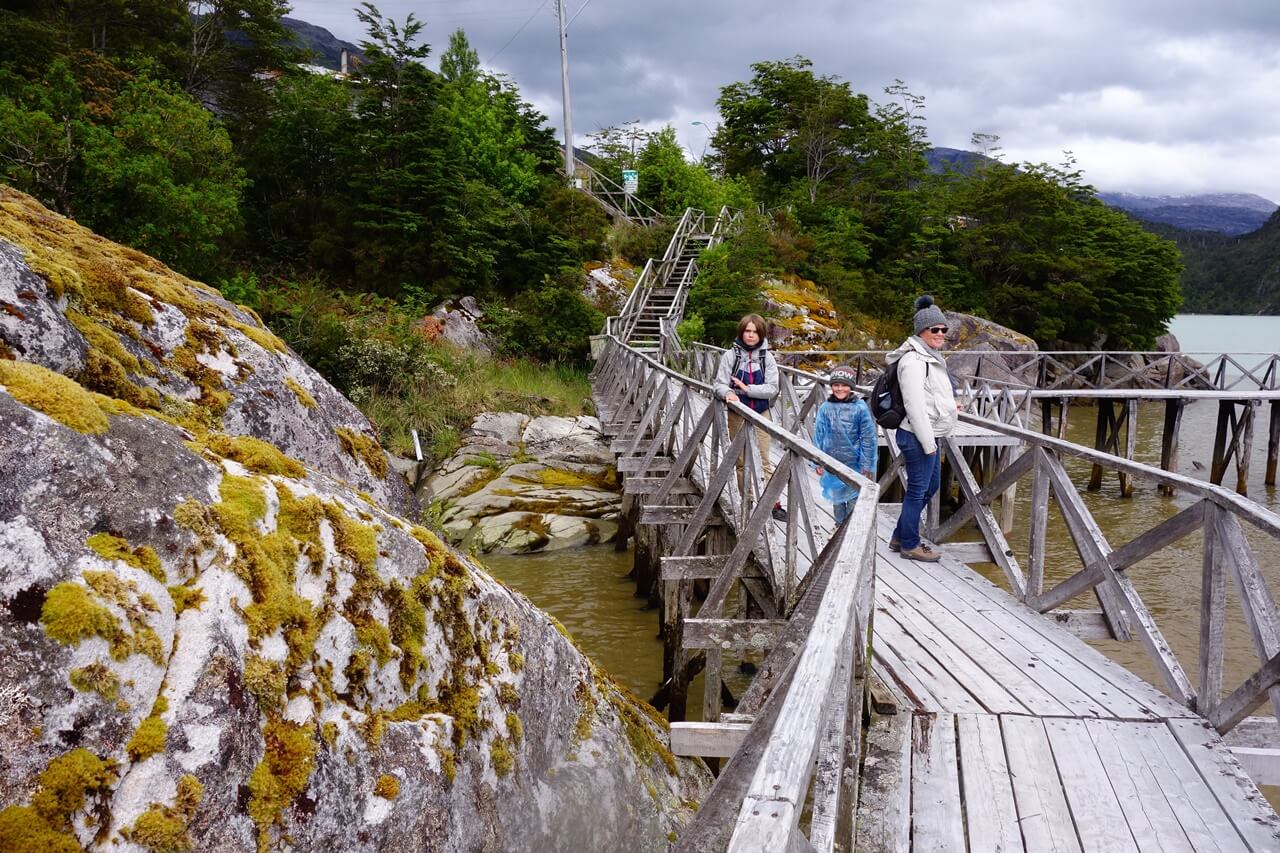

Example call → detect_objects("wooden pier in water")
584 203 1280 850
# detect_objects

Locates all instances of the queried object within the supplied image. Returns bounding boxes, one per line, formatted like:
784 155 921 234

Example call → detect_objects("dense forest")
1140 213 1280 314
0 4 1188 458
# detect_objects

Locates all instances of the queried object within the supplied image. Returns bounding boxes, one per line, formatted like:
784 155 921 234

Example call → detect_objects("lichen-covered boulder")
942 311 1039 387
582 262 634 316
0 189 710 851
0 186 410 515
427 414 621 554
761 274 839 350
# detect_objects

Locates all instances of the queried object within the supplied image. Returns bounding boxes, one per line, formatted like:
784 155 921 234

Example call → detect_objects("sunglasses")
926 326 948 335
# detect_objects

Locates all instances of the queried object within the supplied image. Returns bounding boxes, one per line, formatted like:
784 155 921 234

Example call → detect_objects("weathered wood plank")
682 618 787 653
876 588 1029 714
1214 510 1280 721
872 609 985 713
1043 717 1140 852
623 476 698 496
669 721 751 757
942 436 1027 596
1081 719 1195 853
910 713 965 852
936 540 993 564
1156 720 1264 851
853 712 911 853
956 714 1024 852
1046 609 1113 641
875 545 1160 719
1002 714 1084 853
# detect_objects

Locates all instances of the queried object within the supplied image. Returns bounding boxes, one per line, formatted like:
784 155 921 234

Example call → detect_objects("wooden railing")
931 416 1280 739
771 349 1280 393
570 156 664 225
680 340 1280 742
591 336 878 852
606 206 741 349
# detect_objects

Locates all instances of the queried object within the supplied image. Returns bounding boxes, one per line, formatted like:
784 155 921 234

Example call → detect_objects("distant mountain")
281 17 363 70
221 17 363 71
925 147 992 176
1137 210 1280 313
1098 191 1277 236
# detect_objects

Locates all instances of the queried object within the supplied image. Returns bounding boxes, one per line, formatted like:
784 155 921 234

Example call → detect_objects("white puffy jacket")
885 336 957 454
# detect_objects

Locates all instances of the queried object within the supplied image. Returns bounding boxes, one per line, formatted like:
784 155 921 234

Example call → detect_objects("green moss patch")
126 714 168 762
335 427 389 478
68 662 120 701
0 360 110 434
0 747 118 852
87 532 165 582
373 774 400 799
123 773 203 853
40 581 121 646
284 377 316 408
207 434 305 478
247 720 316 853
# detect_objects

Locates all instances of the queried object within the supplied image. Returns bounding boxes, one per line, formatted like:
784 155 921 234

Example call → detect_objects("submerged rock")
428 414 622 554
0 188 709 851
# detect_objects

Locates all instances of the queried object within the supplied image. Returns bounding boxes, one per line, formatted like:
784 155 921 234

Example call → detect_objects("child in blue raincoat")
814 365 878 525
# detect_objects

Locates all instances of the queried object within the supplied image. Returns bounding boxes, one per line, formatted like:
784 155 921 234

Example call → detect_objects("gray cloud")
288 0 1280 201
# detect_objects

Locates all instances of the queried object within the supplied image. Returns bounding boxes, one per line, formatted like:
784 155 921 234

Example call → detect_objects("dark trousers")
892 429 941 551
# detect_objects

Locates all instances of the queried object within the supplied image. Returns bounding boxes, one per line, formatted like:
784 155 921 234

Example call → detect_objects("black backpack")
869 359 927 428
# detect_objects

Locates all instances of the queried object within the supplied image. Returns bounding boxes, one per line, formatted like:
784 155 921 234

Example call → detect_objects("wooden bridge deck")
591 334 1280 851
863 520 1278 851
778 472 1280 850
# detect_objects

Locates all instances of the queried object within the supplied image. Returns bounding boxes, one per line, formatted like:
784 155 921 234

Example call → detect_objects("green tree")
78 76 247 276
713 56 872 205
634 126 752 215
942 159 1181 347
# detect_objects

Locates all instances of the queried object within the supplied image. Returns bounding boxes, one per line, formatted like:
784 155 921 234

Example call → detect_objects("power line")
567 0 596 27
486 0 551 64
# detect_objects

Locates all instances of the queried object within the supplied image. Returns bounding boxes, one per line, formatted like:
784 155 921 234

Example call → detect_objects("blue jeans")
833 498 856 526
893 429 941 551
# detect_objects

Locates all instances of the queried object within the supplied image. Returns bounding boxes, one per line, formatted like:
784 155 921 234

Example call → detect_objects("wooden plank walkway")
860 513 1280 852
724 412 1278 851
595 341 1280 851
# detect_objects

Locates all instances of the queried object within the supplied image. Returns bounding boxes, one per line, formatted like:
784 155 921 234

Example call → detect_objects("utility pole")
556 0 575 181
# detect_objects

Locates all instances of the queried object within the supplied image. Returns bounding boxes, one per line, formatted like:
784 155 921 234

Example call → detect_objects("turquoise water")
1168 313 1280 358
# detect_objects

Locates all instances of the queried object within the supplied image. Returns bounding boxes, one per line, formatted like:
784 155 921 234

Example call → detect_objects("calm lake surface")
481 312 1280 741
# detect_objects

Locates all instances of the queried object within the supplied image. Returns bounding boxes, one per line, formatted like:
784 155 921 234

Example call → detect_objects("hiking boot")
771 503 788 522
889 538 901 552
900 544 940 562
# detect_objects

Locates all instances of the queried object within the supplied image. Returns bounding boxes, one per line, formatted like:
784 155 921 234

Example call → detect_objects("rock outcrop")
0 187 709 851
761 274 840 351
428 414 622 554
942 311 1040 386
425 296 491 355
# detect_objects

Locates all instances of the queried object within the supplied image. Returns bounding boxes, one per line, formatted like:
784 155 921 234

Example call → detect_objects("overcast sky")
288 0 1280 203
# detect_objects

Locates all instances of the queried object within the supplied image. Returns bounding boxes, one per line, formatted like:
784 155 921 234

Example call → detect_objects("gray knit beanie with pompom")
912 295 947 335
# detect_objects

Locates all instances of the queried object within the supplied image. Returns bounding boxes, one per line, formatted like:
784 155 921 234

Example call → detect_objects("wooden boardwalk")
863 525 1279 852
591 334 1280 851
590 217 1280 849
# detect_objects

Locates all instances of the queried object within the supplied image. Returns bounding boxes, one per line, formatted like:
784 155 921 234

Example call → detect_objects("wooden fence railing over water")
591 335 878 852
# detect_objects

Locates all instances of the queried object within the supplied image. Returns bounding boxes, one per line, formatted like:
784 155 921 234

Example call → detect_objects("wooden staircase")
626 234 711 351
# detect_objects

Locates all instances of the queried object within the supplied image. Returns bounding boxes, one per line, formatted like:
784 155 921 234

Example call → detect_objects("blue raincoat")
814 395 878 504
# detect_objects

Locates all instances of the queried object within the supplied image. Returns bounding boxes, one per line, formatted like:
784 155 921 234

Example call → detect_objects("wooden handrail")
594 335 877 851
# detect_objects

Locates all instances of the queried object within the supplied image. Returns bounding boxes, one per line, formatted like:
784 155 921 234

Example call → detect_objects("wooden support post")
1040 397 1054 436
1088 401 1113 491
1158 398 1185 496
1211 400 1232 486
1237 400 1258 496
1268 401 1280 487
1120 398 1138 497
1028 448 1049 599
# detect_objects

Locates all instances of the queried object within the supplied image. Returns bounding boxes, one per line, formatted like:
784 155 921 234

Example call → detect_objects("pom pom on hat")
914 295 935 312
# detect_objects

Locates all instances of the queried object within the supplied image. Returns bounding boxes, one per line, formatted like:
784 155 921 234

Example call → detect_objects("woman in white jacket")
886 296 958 562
